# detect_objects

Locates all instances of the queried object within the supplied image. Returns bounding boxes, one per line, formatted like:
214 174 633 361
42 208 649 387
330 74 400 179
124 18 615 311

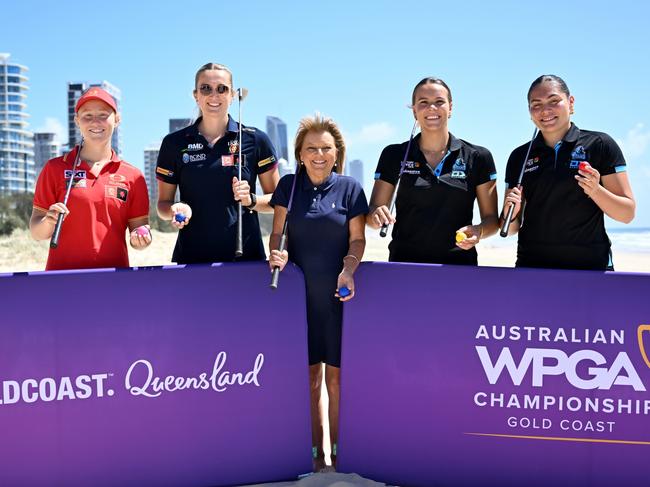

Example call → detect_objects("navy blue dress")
271 171 368 367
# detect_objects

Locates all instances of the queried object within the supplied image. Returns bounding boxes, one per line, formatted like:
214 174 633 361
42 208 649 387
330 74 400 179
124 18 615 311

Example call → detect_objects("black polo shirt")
375 133 497 265
505 123 627 270
156 116 278 264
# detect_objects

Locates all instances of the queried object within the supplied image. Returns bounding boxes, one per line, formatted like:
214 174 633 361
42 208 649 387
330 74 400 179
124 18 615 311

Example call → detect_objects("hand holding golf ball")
575 161 601 198
455 225 481 250
130 225 152 249
336 271 355 301
170 202 191 229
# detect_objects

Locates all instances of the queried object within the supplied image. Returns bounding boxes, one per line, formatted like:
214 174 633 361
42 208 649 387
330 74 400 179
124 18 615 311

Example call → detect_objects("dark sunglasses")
198 84 230 96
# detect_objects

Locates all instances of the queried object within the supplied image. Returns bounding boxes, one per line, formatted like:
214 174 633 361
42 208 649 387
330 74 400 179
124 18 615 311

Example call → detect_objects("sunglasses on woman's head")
198 84 230 96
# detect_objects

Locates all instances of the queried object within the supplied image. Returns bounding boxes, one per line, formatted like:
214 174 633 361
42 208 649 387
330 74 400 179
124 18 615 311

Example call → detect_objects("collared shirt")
156 116 278 264
33 147 149 270
270 171 368 274
505 123 627 270
375 133 497 265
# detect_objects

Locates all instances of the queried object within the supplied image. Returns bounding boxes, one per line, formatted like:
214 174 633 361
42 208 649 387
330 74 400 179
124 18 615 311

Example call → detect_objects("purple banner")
0 263 311 487
339 262 650 487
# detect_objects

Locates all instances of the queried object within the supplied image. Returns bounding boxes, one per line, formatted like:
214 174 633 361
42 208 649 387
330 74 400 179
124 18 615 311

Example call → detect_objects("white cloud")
617 123 650 160
35 117 66 144
347 122 396 145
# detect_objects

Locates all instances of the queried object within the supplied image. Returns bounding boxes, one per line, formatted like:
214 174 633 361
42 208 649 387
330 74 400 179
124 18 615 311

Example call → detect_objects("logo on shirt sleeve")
156 167 174 177
258 156 276 167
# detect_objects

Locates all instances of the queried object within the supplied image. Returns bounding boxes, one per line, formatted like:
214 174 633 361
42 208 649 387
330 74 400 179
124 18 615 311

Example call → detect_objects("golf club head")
238 88 249 101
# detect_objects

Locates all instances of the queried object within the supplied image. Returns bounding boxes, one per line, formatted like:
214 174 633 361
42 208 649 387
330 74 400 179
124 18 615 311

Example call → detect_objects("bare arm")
579 169 635 224
456 180 499 249
157 180 191 229
366 179 396 229
337 214 367 301
29 204 68 241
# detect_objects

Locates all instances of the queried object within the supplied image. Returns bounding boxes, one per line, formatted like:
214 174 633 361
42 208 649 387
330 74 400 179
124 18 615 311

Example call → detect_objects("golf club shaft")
380 121 418 238
500 128 538 238
235 89 244 257
50 140 84 249
270 221 288 289
269 167 299 290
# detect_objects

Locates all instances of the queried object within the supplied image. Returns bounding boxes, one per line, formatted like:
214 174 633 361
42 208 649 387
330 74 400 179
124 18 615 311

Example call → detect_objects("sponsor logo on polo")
109 174 127 183
64 169 86 180
228 140 239 154
451 158 466 179
222 155 234 167
186 143 204 151
524 157 540 173
105 186 129 202
183 153 207 164
402 160 420 175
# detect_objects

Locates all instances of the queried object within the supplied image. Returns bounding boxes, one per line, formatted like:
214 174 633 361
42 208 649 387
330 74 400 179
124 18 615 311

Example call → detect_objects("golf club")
235 87 249 257
270 165 299 290
380 120 418 237
500 128 538 237
50 139 84 249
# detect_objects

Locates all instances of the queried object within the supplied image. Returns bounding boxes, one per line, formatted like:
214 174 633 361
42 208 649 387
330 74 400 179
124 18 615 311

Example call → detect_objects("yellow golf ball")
455 231 468 243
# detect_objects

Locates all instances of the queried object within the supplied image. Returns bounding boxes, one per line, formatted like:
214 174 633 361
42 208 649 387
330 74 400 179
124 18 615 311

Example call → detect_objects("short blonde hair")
294 113 346 174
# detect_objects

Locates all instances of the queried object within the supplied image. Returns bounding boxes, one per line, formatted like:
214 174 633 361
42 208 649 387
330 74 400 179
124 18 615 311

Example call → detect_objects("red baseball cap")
75 87 118 113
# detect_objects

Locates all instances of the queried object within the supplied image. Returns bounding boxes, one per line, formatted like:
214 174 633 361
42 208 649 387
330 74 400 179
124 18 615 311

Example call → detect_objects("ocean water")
607 227 650 252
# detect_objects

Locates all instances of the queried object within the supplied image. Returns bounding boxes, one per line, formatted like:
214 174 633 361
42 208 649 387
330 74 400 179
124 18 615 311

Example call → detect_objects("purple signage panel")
0 263 311 487
339 262 650 487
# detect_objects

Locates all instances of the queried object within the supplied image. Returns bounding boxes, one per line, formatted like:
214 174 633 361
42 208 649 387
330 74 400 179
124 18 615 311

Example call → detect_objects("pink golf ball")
135 226 150 237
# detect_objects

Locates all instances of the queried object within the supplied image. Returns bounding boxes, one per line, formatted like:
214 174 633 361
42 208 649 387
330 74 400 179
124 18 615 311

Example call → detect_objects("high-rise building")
67 81 122 155
347 159 364 188
266 116 289 161
34 132 61 177
143 142 161 208
169 118 192 134
0 53 35 194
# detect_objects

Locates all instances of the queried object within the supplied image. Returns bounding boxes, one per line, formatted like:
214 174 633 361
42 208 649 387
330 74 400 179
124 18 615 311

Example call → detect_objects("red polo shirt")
33 148 149 271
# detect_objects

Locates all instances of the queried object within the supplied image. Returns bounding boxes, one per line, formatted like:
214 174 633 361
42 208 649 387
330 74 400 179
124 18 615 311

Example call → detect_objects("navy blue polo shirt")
505 123 627 270
156 116 278 264
271 171 368 274
375 133 497 265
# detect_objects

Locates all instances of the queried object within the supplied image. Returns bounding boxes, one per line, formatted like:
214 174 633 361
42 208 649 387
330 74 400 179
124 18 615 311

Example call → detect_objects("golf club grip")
269 232 287 290
500 204 515 238
380 223 389 237
50 212 65 249
235 202 243 257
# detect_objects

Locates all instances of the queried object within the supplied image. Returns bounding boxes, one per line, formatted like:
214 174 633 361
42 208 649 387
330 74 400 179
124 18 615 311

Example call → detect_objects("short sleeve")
473 147 497 186
128 170 150 220
33 161 58 212
254 130 279 175
504 148 522 189
374 144 403 185
156 134 179 185
347 180 369 219
597 133 627 176
270 174 294 208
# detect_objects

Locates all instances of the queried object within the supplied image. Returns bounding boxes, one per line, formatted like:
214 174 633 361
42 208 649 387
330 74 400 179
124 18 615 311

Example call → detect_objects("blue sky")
3 0 649 226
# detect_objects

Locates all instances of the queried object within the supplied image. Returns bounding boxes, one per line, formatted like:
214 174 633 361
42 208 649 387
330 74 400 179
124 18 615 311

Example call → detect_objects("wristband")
245 193 257 210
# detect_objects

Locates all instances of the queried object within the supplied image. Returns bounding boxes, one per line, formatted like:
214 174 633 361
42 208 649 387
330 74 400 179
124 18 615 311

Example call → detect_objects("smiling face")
299 130 338 185
528 80 574 139
75 100 119 144
193 69 233 119
412 83 452 132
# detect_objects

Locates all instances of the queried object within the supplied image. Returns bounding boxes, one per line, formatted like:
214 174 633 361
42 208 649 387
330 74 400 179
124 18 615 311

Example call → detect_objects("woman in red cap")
30 87 151 270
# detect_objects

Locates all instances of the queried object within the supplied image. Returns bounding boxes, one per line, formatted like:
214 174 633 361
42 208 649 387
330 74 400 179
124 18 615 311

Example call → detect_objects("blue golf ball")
338 286 351 297
174 213 187 223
